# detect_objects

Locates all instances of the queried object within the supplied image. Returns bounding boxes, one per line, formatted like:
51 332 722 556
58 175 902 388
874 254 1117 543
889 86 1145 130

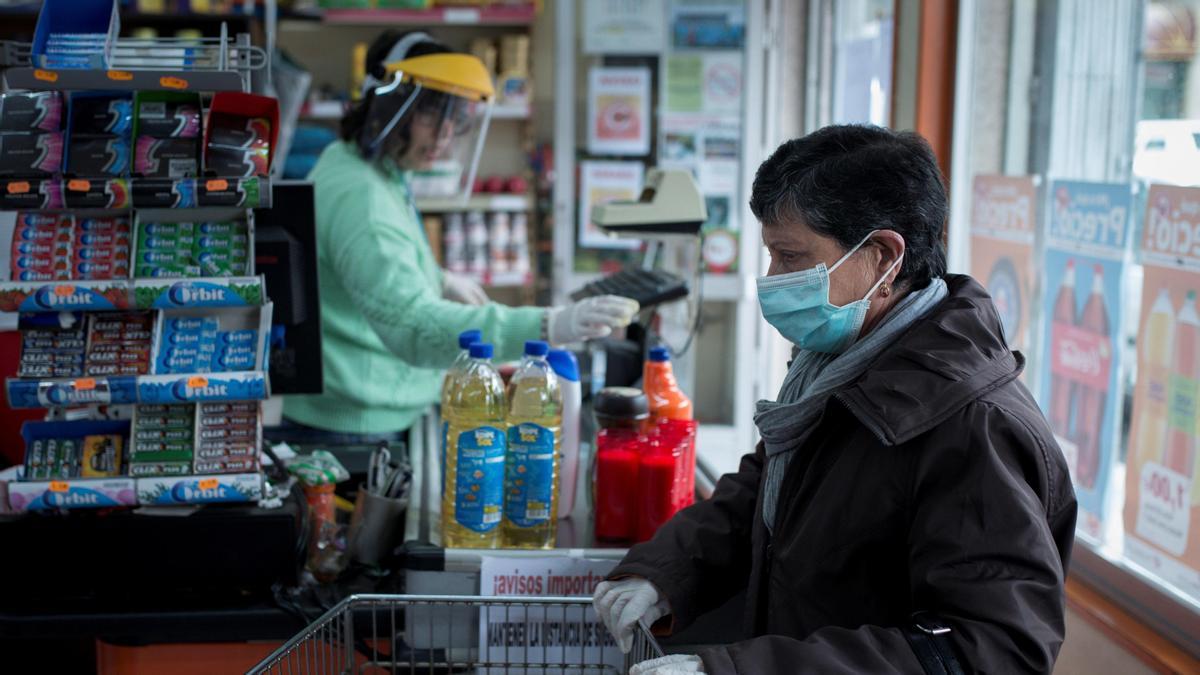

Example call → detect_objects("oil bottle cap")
459 329 482 349
469 343 493 359
524 340 549 357
648 346 670 363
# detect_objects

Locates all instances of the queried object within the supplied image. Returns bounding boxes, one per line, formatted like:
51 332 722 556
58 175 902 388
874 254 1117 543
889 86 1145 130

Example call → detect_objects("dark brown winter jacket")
610 274 1078 674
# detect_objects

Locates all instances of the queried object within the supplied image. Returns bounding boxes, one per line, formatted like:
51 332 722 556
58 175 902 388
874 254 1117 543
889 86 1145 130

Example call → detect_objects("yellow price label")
206 179 229 191
67 179 91 192
106 70 133 81
34 69 58 83
188 376 209 388
198 478 220 490
49 481 69 493
6 181 30 194
160 76 188 90
74 378 96 391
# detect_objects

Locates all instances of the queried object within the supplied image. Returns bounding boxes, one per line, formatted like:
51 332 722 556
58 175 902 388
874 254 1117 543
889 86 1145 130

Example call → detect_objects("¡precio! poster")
1125 184 1200 603
969 175 1038 369
1038 181 1130 542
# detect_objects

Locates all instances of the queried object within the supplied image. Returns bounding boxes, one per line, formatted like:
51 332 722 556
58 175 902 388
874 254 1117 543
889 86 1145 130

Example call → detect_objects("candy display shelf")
0 276 268 313
0 177 272 211
6 370 270 409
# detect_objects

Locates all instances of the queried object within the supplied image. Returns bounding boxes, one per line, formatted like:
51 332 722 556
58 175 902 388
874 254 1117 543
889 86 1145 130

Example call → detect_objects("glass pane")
831 0 893 125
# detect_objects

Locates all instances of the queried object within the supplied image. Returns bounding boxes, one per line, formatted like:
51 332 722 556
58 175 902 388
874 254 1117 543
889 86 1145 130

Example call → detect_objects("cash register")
570 169 706 309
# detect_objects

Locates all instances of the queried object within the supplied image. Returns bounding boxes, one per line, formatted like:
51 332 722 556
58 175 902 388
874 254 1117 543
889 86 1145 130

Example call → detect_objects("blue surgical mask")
756 231 902 353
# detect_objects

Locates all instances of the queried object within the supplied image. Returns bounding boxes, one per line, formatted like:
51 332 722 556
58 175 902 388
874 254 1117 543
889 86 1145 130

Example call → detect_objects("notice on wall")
665 53 743 115
1037 181 1131 542
583 0 667 54
661 114 740 272
969 175 1039 372
478 556 621 674
588 67 652 156
579 161 644 250
670 1 745 50
1124 184 1200 604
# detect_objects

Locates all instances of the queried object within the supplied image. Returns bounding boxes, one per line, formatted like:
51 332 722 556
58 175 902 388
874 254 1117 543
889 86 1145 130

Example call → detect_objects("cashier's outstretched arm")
327 206 543 368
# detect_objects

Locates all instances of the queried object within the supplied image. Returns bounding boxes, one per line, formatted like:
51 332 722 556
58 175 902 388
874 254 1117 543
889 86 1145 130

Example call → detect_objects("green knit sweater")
283 142 544 434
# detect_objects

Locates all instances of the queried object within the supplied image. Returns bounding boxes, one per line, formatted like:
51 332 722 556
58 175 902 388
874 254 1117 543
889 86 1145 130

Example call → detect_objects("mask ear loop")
828 230 879 274
862 252 904 301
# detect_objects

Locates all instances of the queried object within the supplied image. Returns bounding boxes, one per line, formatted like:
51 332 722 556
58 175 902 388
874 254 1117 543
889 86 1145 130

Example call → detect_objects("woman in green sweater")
282 32 636 441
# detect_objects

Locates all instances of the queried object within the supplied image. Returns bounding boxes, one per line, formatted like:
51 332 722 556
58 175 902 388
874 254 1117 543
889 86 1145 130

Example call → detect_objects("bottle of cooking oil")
441 329 483 498
442 342 507 548
502 340 562 549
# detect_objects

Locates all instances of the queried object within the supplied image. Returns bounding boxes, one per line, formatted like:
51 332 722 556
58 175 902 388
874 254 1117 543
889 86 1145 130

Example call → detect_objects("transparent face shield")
360 62 493 202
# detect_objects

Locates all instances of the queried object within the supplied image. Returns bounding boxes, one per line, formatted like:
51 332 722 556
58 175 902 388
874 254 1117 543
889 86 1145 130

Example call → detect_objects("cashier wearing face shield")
282 32 637 441
595 126 1076 675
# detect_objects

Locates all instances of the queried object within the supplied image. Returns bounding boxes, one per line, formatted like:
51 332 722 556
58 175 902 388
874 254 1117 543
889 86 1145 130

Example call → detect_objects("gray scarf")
756 277 949 532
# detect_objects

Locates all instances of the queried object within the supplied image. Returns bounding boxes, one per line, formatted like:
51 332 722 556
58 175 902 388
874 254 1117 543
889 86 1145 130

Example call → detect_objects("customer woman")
282 31 636 442
596 125 1076 674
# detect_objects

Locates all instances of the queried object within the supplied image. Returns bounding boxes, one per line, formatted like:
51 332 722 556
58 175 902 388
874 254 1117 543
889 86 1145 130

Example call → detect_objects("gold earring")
880 283 891 297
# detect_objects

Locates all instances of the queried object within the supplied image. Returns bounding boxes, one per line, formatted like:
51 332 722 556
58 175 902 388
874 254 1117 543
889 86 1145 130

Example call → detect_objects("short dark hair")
750 125 948 290
340 30 452 151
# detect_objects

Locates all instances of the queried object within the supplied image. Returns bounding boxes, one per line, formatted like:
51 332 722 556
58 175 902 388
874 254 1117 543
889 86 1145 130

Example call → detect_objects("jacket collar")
835 274 1024 446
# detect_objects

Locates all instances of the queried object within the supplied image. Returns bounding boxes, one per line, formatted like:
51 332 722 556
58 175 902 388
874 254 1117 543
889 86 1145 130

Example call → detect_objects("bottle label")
504 423 555 528
455 426 505 532
440 420 448 498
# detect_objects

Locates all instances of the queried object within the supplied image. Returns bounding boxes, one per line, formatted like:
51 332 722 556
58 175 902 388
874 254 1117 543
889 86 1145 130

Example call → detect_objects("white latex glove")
593 577 669 653
442 271 489 306
630 655 706 675
547 295 639 345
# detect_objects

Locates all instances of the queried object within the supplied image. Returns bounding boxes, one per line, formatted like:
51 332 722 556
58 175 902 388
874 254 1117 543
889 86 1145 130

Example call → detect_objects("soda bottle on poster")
1165 290 1200 477
1050 259 1078 446
1075 265 1109 490
1137 288 1176 467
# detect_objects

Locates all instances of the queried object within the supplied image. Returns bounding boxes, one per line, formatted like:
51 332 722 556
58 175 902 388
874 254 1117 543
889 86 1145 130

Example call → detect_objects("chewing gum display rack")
0 20 274 512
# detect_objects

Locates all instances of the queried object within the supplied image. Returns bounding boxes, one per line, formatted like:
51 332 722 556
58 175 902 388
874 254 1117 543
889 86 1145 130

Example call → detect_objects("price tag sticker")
206 179 229 191
49 481 70 493
34 69 58 83
160 76 188 90
54 285 77 297
199 478 219 490
67 179 91 192
1135 462 1191 556
74 378 97 391
6 181 31 194
188 376 209 388
443 8 481 23
106 70 133 81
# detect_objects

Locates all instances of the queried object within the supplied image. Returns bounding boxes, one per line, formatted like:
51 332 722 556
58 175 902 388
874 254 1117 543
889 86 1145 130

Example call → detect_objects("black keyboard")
570 269 690 308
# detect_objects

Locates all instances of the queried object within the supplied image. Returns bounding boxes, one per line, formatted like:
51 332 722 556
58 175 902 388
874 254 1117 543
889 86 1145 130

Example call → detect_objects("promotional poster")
969 175 1039 369
1125 184 1200 604
1038 181 1130 541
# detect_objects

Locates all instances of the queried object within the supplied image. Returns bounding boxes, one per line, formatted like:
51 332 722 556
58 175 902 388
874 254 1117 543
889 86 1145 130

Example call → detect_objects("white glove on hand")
630 654 705 675
547 295 639 345
442 271 489 306
593 577 669 654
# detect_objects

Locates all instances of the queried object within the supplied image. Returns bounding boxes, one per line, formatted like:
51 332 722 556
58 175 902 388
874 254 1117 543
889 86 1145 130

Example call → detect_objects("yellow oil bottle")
442 342 507 548
502 340 561 549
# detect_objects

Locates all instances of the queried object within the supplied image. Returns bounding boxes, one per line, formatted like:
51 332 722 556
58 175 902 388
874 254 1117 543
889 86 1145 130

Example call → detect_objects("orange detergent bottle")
644 347 693 424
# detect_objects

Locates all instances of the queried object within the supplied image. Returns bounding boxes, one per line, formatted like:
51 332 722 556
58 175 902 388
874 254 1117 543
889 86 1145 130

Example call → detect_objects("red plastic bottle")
643 347 696 510
1075 265 1110 489
593 387 649 543
1049 259 1078 443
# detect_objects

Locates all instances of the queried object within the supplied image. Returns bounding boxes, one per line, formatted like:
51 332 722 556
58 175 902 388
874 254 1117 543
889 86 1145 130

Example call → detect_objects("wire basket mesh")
249 594 663 675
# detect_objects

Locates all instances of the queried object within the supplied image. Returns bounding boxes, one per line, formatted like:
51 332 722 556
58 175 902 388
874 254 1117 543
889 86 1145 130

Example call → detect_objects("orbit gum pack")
8 213 131 281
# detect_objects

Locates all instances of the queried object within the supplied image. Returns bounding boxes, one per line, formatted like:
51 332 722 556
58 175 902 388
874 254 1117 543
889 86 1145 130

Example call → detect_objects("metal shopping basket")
249 594 663 674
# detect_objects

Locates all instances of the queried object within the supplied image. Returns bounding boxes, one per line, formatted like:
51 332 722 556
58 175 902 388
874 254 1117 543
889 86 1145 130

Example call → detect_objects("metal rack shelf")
0 177 271 211
0 31 266 92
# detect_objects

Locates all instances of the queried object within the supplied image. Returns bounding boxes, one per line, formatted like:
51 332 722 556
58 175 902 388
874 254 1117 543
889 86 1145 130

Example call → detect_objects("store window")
949 0 1200 654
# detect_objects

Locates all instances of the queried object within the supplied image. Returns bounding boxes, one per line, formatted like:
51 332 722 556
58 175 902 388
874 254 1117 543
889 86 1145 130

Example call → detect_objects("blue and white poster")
1038 181 1131 541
